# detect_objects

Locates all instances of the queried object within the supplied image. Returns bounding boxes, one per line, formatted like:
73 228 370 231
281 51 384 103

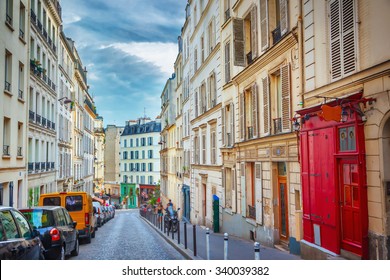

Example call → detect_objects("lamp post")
58 97 72 104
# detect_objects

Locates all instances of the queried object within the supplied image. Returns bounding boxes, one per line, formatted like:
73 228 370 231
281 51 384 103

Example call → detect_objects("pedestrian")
156 203 164 223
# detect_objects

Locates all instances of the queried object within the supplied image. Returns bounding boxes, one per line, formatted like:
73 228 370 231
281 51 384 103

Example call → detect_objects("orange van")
39 192 95 243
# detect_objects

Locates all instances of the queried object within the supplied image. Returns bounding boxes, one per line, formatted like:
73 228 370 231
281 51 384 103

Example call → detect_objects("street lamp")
58 97 72 104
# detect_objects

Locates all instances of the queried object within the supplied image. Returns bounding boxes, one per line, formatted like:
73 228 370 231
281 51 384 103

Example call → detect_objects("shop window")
339 126 356 151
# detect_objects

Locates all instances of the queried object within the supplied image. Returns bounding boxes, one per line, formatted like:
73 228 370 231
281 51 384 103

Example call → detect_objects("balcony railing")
246 52 253 65
19 29 25 40
31 10 37 24
248 205 256 220
273 118 282 134
3 145 10 156
6 14 12 26
247 126 254 139
4 81 11 92
36 114 41 124
51 82 56 91
37 20 42 31
45 162 50 171
41 162 46 170
17 147 22 157
272 25 282 45
42 117 47 127
51 162 54 169
29 110 35 121
28 162 34 172
35 162 40 171
225 9 230 22
18 89 23 99
47 120 52 129
51 122 55 130
43 28 48 39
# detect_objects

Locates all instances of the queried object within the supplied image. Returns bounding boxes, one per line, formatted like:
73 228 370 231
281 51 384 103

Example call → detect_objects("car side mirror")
72 221 77 228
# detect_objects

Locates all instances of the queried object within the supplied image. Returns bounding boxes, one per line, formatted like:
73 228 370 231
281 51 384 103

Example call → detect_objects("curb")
140 214 203 260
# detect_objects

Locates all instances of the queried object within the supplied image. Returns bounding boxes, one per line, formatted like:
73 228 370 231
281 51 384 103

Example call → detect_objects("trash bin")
212 195 219 233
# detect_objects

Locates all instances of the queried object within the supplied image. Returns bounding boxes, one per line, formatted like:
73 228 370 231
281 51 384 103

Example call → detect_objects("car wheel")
85 232 92 244
71 238 79 257
91 228 95 238
58 245 65 260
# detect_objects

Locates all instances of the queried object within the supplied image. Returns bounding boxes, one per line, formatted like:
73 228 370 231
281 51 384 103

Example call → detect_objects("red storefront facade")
298 94 369 259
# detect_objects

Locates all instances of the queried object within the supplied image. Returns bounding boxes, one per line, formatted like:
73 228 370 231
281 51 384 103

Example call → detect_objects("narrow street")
72 209 185 260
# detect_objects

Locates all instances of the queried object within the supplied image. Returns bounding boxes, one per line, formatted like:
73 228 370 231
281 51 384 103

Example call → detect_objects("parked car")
39 192 95 243
0 206 43 260
20 206 79 260
92 201 103 227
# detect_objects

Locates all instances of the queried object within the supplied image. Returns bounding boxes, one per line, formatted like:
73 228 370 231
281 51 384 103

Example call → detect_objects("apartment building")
297 0 390 260
27 0 62 206
93 116 105 194
83 91 96 194
57 29 74 192
0 0 29 207
120 117 161 208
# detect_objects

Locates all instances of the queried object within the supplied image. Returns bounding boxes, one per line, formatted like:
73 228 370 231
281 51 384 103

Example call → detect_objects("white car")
92 201 104 227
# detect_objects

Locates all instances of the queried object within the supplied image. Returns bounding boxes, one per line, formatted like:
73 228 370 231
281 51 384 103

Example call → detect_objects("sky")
60 0 187 127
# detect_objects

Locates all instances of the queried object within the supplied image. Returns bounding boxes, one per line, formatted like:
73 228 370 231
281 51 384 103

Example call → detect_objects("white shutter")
233 18 245 66
239 91 245 141
342 0 356 76
251 5 258 58
230 102 235 146
330 0 342 80
240 162 246 217
280 0 288 35
260 0 269 51
281 64 291 132
222 168 226 208
195 91 199 117
225 42 231 83
262 76 270 135
252 83 259 138
232 168 237 213
222 107 226 146
255 162 263 225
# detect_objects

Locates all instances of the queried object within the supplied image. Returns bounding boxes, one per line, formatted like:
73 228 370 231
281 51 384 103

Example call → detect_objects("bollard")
224 233 228 260
193 225 197 257
177 221 180 245
206 228 210 260
163 219 166 234
184 222 188 249
254 242 260 260
172 225 175 240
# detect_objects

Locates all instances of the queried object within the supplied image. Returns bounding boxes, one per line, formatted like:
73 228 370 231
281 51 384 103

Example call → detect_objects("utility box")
213 195 219 233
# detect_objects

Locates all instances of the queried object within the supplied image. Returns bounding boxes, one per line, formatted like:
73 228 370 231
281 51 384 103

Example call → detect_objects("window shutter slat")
251 5 258 58
252 83 259 138
262 76 270 134
342 0 356 75
281 64 291 131
280 0 288 35
260 0 269 51
330 0 342 80
255 162 263 225
233 18 245 66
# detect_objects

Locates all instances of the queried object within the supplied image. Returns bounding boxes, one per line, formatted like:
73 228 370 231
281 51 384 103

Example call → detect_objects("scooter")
164 207 181 232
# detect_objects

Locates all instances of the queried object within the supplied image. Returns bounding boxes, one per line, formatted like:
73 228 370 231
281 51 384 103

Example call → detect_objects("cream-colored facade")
83 91 96 194
93 116 105 193
0 0 29 207
27 0 61 205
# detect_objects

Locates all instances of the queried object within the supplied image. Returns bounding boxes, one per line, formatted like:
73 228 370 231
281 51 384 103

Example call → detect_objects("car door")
0 210 25 260
11 210 41 260
61 208 77 254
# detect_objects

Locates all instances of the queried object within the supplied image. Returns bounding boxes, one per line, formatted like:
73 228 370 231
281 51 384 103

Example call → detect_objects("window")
148 150 153 158
3 117 11 156
19 2 26 40
1 210 20 239
202 132 206 164
208 18 215 53
148 176 153 185
233 5 258 66
208 73 216 108
65 195 83 212
224 42 231 83
339 126 356 151
222 103 235 147
201 35 205 63
5 50 12 92
148 163 153 172
211 127 216 164
224 0 231 22
239 84 259 140
142 163 146 172
329 0 357 80
18 62 24 99
148 137 153 145
124 139 127 147
194 48 198 72
6 0 13 26
17 122 23 156
194 135 199 164
200 82 206 114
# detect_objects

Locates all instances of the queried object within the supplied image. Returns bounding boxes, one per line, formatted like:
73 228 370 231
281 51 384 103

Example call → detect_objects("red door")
339 158 363 256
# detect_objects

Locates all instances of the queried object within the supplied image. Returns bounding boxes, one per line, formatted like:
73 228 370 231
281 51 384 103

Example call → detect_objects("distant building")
120 117 161 208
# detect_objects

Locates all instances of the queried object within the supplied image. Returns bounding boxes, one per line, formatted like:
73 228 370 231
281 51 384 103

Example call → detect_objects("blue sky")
61 0 187 126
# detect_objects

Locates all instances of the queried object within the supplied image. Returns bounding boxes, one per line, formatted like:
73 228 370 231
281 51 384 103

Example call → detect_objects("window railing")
246 52 253 65
227 132 232 147
31 10 37 24
35 162 40 171
248 205 256 220
6 14 12 26
37 20 42 31
29 110 35 121
4 81 11 92
225 9 230 22
19 29 25 40
247 126 254 139
47 120 52 129
41 162 46 170
18 89 23 99
36 114 41 124
272 25 282 45
52 122 55 130
3 145 10 156
51 162 54 169
28 162 34 172
43 28 48 39
17 147 22 157
273 118 282 134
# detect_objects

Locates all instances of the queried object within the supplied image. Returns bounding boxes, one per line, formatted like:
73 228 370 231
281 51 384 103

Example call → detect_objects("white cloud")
62 14 82 25
106 42 177 76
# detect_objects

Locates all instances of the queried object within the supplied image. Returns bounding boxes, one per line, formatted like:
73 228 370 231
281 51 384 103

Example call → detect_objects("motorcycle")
164 207 180 232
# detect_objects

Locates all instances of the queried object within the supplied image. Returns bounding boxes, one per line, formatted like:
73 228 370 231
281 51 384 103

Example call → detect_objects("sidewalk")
139 211 300 260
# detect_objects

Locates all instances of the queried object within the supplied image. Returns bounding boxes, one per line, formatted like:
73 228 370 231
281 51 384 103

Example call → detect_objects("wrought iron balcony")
43 28 48 39
273 118 282 134
19 29 25 40
28 162 34 172
29 110 35 121
31 10 37 24
48 38 52 47
51 82 56 91
4 81 11 92
41 162 46 170
17 147 22 157
46 162 50 171
35 162 40 171
3 145 10 156
51 162 55 169
42 117 47 127
6 14 12 26
248 205 256 220
47 120 52 129
272 25 282 45
37 20 42 31
225 9 230 22
36 114 41 124
51 122 55 130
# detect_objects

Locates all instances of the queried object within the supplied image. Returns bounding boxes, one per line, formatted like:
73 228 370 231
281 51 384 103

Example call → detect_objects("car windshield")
21 209 55 229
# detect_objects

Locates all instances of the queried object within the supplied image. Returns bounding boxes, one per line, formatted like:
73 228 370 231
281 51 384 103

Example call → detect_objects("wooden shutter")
262 76 270 135
281 64 291 131
240 162 246 217
239 91 245 141
230 102 235 146
255 162 263 225
225 42 231 83
260 0 269 51
232 168 237 213
342 0 356 76
222 107 226 146
280 0 288 35
330 0 342 80
233 18 245 66
252 83 259 138
251 5 258 58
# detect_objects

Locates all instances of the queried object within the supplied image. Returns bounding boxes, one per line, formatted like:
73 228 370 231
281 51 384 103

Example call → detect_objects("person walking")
156 202 164 223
